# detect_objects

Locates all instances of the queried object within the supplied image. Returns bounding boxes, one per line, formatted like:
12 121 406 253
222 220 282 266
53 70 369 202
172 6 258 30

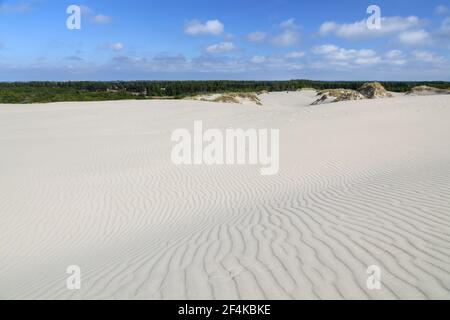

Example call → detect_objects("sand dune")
0 92 449 300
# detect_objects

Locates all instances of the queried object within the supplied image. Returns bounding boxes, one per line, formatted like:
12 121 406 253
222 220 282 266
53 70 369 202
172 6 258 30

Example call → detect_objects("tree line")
0 80 449 103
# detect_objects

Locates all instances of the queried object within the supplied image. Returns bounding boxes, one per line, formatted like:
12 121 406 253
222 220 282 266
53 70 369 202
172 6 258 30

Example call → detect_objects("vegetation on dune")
406 85 450 95
312 89 366 105
0 80 449 104
358 82 393 99
186 92 262 106
312 82 394 105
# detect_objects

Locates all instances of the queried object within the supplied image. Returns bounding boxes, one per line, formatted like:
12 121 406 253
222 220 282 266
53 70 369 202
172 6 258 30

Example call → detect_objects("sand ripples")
1 95 449 299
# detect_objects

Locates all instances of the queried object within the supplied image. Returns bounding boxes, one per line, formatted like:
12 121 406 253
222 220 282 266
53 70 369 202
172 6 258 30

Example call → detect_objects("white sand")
0 92 449 300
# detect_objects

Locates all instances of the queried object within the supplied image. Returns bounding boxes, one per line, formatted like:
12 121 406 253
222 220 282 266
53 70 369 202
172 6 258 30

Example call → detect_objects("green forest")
0 80 449 104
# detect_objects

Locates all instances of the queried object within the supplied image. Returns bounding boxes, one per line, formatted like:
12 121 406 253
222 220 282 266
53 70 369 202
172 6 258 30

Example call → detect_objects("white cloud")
280 18 299 29
206 42 236 54
250 55 267 64
412 50 445 63
319 16 422 39
313 44 339 55
110 42 124 51
398 29 430 45
435 5 449 15
285 51 305 58
319 22 337 35
185 19 224 35
313 44 381 66
312 44 448 71
354 56 382 65
272 29 300 47
384 50 407 65
385 49 403 59
314 45 376 59
100 42 124 52
247 31 267 42
385 52 406 66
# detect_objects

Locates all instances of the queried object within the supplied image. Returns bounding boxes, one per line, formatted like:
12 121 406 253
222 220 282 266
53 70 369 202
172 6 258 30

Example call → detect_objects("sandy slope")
0 92 449 300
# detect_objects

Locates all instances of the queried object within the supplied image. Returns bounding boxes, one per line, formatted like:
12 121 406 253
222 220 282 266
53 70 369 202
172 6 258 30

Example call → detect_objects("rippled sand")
1 92 449 299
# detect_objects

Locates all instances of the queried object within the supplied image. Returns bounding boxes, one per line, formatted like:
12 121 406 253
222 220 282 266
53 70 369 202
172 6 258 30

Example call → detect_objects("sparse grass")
195 92 262 106
318 89 365 101
408 85 450 94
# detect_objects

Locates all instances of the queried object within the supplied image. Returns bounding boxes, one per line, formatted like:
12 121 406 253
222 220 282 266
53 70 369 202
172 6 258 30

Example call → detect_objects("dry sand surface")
1 91 450 300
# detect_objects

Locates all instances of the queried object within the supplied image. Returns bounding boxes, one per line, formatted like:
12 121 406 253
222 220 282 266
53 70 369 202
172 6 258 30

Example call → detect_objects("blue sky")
0 0 449 80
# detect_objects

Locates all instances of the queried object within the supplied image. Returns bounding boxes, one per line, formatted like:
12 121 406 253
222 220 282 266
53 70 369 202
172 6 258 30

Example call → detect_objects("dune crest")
359 82 393 99
312 82 394 105
312 89 366 105
407 85 450 96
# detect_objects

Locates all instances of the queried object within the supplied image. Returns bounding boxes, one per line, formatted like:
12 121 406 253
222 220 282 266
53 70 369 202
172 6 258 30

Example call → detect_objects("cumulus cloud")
385 50 406 65
313 44 381 66
246 31 267 42
311 43 448 72
272 29 300 47
185 19 224 35
412 50 446 64
398 29 430 45
385 50 402 59
319 16 423 39
206 42 236 54
280 18 299 29
265 18 302 47
313 44 376 58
